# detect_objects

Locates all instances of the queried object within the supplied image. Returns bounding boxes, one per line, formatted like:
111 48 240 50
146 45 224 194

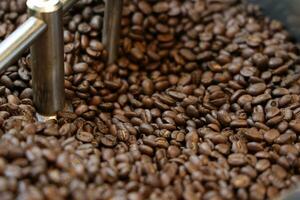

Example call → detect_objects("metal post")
0 17 46 74
61 0 79 13
103 0 123 64
27 0 65 118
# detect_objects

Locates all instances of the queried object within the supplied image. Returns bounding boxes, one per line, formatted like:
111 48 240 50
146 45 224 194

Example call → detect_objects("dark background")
248 0 300 41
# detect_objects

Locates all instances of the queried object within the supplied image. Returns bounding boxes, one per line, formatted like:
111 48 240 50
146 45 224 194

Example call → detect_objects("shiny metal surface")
248 0 300 41
61 0 79 13
103 0 123 64
27 0 65 116
0 17 46 74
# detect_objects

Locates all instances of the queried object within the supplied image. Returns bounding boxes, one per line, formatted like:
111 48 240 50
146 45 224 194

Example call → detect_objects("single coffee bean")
243 127 263 142
76 131 94 143
289 119 300 133
255 159 271 172
186 105 199 118
228 153 247 166
264 129 280 143
153 2 169 13
139 123 154 135
138 1 152 15
142 79 154 95
73 62 88 73
100 135 117 147
231 174 251 188
247 83 267 96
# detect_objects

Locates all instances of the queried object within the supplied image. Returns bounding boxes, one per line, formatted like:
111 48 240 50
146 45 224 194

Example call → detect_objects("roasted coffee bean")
252 94 272 105
76 131 94 143
139 123 154 135
138 1 152 15
231 174 251 188
243 127 263 142
247 83 267 96
185 105 199 118
251 184 267 200
100 135 117 147
228 153 247 166
256 159 271 172
73 62 88 73
142 79 154 95
264 129 280 143
289 119 300 133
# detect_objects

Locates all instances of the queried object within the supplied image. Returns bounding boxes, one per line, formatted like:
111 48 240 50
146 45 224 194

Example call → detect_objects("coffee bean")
266 107 281 119
73 62 88 73
279 144 298 156
252 53 268 69
289 119 300 133
89 39 103 51
230 137 246 153
117 129 130 142
228 153 247 166
256 159 270 172
275 131 296 144
269 57 283 69
264 129 280 143
252 94 272 105
243 127 263 142
230 119 248 128
179 49 196 61
231 174 250 188
100 135 117 147
186 105 199 118
167 145 180 158
138 1 152 15
78 22 91 33
153 2 169 13
142 79 154 95
44 126 59 136
250 183 266 200
139 144 153 156
139 123 154 135
247 83 267 96
76 131 94 143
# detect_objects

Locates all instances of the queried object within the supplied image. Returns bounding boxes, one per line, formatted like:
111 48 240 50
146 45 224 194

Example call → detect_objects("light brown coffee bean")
76 131 94 143
231 174 250 188
73 62 88 73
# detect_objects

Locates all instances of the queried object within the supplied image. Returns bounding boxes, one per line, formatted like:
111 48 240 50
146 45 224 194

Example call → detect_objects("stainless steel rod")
61 0 79 13
103 0 123 64
0 17 46 74
27 0 65 116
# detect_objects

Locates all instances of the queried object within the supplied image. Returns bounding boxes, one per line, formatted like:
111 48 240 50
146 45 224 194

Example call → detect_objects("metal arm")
0 17 46 73
0 0 122 119
0 0 79 75
61 0 79 12
103 0 123 64
0 0 79 118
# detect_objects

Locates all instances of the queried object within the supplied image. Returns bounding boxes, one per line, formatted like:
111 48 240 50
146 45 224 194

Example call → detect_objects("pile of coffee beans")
1 0 300 199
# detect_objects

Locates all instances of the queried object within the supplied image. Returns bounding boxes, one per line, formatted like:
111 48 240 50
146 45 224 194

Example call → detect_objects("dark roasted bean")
76 131 94 143
100 135 117 147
